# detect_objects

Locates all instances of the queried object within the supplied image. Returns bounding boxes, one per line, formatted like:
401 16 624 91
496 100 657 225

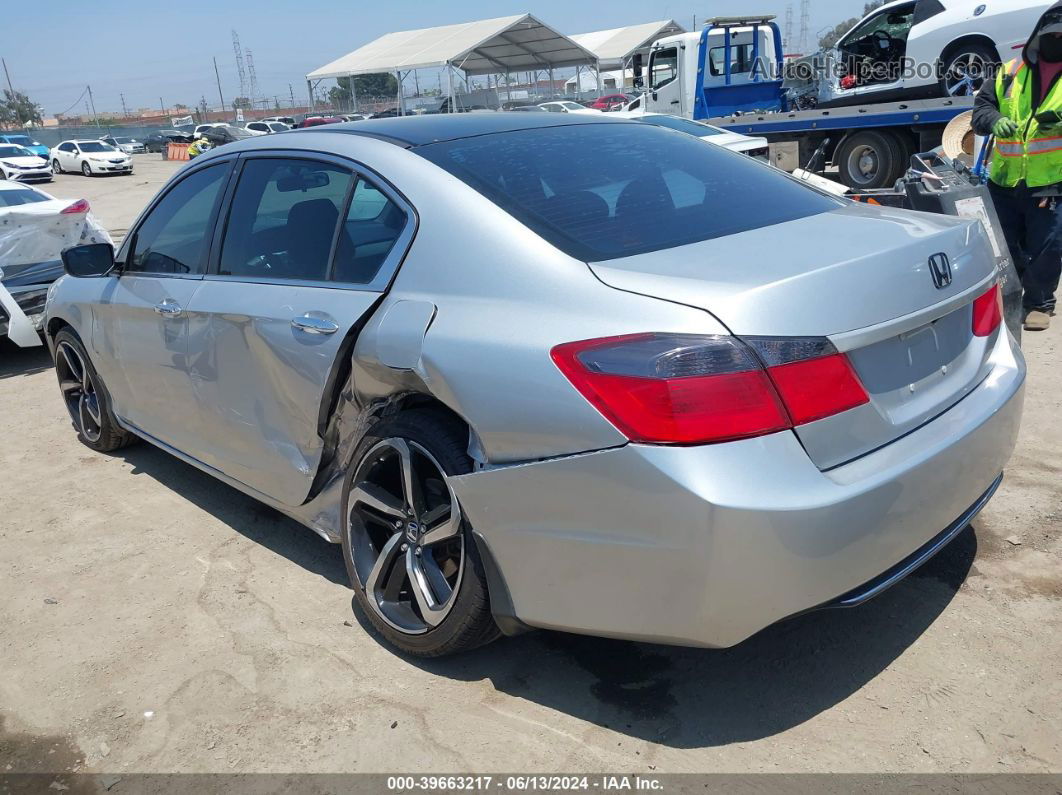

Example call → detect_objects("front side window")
841 4 916 48
218 158 354 281
127 164 227 275
419 123 841 262
649 47 678 89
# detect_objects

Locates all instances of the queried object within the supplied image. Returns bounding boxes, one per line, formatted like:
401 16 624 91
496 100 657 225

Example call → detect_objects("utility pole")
87 84 100 127
289 83 296 108
1 57 13 93
213 57 226 114
120 92 129 118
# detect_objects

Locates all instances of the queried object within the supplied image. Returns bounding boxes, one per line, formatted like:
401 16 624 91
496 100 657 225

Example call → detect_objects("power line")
56 86 90 117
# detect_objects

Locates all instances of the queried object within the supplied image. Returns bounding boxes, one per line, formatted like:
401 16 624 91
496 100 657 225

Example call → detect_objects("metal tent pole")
351 77 358 114
548 64 554 99
596 59 603 97
307 79 315 111
447 64 454 112
395 70 403 115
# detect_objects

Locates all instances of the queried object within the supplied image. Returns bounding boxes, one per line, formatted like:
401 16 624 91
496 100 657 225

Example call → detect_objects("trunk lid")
589 203 1001 468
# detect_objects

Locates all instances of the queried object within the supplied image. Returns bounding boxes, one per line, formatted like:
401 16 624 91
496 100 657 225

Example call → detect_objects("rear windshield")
417 122 840 261
0 188 49 206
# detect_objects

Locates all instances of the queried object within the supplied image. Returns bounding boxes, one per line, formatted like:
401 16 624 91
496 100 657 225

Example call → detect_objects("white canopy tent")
306 14 602 112
569 20 686 75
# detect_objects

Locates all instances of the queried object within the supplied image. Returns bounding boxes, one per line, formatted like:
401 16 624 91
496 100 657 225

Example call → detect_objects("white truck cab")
637 19 782 119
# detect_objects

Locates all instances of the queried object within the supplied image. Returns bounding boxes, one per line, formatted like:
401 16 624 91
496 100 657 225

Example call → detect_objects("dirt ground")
1 155 1060 776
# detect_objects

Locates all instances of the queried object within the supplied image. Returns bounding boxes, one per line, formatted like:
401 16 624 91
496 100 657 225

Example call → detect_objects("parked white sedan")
537 101 601 114
50 140 133 177
0 143 52 182
244 120 292 135
611 111 769 158
99 135 146 154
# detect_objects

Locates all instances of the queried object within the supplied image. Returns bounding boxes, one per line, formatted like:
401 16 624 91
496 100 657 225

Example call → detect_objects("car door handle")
291 315 339 334
153 299 183 317
670 100 680 105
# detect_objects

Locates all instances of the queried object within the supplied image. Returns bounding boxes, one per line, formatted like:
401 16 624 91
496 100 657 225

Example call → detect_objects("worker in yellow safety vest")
973 1 1062 331
187 136 211 159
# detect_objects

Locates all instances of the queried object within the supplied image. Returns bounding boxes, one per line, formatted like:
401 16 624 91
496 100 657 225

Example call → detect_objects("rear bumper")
451 332 1025 647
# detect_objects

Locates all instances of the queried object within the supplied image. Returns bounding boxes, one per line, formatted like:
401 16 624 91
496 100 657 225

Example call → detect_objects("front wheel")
341 410 499 657
52 330 136 452
81 161 92 177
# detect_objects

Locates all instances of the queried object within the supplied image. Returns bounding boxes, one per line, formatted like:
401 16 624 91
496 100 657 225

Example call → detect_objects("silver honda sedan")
45 115 1025 656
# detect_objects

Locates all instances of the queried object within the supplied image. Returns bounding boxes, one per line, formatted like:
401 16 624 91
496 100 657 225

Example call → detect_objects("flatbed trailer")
709 97 976 189
637 16 978 190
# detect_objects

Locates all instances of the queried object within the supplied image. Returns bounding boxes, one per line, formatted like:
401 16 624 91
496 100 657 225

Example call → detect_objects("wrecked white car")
793 0 1045 108
0 181 111 347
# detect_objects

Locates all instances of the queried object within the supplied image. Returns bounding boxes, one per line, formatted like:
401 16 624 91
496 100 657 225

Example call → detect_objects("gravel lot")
1 153 1060 776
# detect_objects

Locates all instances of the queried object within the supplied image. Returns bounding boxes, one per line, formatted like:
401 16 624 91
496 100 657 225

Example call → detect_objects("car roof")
0 181 46 192
306 112 627 148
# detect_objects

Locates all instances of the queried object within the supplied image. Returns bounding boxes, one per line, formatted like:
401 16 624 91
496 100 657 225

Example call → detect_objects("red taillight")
972 284 1002 337
764 353 870 425
550 333 869 445
61 199 90 215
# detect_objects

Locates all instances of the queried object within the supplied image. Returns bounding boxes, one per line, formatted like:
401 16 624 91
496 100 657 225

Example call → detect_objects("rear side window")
418 123 841 262
219 158 354 281
0 188 49 207
709 43 754 76
332 178 407 284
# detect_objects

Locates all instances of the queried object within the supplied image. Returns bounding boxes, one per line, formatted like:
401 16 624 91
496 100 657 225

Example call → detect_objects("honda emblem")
928 253 952 289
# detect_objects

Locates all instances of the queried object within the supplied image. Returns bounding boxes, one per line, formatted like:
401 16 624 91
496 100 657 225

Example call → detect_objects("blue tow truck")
633 15 974 189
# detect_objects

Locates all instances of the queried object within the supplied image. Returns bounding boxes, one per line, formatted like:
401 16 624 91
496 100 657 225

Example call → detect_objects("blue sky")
3 0 861 115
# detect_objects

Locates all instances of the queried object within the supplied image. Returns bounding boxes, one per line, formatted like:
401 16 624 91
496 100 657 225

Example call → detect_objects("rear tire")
52 329 136 452
835 130 906 189
52 159 62 175
341 409 500 657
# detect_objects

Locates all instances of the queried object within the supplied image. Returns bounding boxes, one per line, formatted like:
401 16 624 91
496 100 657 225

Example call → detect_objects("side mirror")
62 243 116 278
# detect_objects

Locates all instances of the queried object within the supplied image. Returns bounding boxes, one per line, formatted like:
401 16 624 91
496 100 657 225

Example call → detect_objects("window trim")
116 157 236 280
203 149 416 293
